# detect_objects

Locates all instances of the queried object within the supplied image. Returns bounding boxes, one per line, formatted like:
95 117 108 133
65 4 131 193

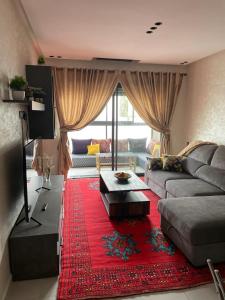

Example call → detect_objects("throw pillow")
128 138 147 152
92 139 111 153
117 139 128 152
152 143 161 157
162 155 184 172
147 140 160 154
147 157 163 170
72 139 92 154
87 144 100 155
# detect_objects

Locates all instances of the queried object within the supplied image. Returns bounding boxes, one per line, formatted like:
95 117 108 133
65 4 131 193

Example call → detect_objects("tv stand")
15 216 42 226
9 175 64 280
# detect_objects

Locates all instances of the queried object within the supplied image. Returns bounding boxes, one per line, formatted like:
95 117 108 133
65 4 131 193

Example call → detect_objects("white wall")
0 0 38 298
46 58 187 160
185 49 225 144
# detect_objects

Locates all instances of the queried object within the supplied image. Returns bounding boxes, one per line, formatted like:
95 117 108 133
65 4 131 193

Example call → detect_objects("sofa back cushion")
128 138 147 152
211 145 225 170
72 139 92 154
92 139 111 153
117 139 128 152
181 157 204 176
188 144 218 164
196 165 225 191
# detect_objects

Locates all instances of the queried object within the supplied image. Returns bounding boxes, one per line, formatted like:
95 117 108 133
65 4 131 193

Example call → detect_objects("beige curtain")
120 71 184 154
53 68 118 177
32 139 43 175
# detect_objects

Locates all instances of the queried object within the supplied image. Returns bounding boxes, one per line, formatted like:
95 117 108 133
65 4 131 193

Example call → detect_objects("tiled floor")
5 277 218 300
68 166 145 178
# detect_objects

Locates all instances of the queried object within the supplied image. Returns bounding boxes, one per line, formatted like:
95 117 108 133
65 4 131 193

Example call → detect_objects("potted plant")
37 55 45 65
9 76 27 100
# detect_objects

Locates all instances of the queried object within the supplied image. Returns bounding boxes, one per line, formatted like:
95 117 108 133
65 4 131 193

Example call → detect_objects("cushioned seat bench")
72 152 150 169
158 195 225 266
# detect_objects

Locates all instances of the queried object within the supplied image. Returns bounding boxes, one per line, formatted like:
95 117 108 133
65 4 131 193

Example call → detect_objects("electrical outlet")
19 111 27 120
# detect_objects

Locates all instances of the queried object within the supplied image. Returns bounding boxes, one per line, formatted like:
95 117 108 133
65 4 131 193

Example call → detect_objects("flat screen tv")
22 139 41 224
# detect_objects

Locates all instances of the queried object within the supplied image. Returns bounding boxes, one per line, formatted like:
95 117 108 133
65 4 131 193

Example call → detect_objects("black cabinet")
9 175 64 280
26 65 55 139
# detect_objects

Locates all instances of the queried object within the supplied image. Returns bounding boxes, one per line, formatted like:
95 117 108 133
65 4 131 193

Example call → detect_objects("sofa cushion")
148 170 192 189
196 165 225 191
117 139 128 152
158 196 225 245
147 157 163 170
72 139 91 154
92 139 111 153
166 178 225 197
182 157 204 176
188 144 217 164
163 156 184 172
72 154 97 167
211 145 225 170
128 138 147 152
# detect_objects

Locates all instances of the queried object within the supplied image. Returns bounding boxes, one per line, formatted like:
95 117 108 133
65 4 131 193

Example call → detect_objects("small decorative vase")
12 90 25 100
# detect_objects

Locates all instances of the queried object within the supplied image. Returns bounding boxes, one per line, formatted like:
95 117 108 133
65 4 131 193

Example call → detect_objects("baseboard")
1 273 11 300
0 245 12 300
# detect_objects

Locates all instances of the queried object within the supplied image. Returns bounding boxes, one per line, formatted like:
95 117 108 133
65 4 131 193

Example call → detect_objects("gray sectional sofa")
145 144 225 266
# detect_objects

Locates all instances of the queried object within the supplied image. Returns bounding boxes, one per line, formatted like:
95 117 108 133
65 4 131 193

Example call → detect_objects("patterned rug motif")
57 178 224 299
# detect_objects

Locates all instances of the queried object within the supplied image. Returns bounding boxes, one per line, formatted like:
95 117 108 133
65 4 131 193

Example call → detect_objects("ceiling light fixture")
155 22 162 26
146 30 153 34
151 26 157 30
49 55 54 57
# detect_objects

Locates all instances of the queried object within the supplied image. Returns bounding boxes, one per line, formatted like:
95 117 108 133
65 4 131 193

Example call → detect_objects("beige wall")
0 0 38 298
185 50 225 144
46 58 187 159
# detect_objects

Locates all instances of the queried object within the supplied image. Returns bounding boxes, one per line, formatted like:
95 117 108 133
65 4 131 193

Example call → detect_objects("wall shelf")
3 100 45 111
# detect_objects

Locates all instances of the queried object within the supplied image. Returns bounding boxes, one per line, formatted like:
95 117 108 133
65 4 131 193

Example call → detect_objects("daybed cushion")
72 154 97 168
210 145 225 170
92 139 111 153
72 139 91 154
117 139 128 152
158 195 225 245
188 144 217 164
148 170 192 189
196 165 225 191
128 138 147 152
166 178 225 197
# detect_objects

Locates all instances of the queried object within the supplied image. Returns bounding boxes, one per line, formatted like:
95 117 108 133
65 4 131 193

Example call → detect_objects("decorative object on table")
114 171 131 183
9 75 27 100
37 54 45 65
37 155 54 188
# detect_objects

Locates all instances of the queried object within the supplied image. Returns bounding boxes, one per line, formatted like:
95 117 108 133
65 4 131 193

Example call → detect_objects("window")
69 91 151 142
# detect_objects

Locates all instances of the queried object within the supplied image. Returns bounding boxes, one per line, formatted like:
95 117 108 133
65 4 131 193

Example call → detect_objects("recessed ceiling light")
151 27 157 30
49 55 54 57
146 30 153 34
183 61 188 64
57 56 62 58
155 22 162 26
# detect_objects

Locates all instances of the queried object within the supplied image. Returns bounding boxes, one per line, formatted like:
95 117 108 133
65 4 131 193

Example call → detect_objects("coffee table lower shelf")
101 191 150 218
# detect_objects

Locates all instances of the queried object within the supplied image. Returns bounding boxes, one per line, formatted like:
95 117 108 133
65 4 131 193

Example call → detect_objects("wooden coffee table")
100 170 150 218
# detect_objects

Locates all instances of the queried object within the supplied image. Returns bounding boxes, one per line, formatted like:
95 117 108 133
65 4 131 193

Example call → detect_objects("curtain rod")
53 67 187 76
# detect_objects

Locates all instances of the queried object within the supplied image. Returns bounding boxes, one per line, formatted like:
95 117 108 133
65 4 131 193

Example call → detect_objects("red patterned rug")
57 178 224 299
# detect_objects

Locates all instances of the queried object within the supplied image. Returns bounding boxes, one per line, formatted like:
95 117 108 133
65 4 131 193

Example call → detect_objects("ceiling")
20 0 225 65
